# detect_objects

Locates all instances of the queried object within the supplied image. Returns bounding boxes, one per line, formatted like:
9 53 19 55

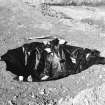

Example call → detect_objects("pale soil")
0 0 105 105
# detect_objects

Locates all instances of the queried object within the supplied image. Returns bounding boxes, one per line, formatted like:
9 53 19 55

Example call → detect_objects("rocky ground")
0 0 105 105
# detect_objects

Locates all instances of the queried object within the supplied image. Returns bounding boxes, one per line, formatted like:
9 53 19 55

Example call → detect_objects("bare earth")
0 0 105 105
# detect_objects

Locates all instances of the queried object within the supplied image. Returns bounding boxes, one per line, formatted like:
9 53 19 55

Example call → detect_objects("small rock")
30 92 35 98
57 98 63 105
8 100 17 105
59 39 66 44
39 89 47 95
28 75 32 82
41 75 49 80
8 101 13 105
19 76 23 81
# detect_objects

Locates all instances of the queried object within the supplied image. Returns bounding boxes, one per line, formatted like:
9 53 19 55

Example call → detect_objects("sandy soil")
0 0 105 105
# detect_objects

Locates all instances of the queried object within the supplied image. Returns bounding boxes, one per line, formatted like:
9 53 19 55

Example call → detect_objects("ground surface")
0 0 105 105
